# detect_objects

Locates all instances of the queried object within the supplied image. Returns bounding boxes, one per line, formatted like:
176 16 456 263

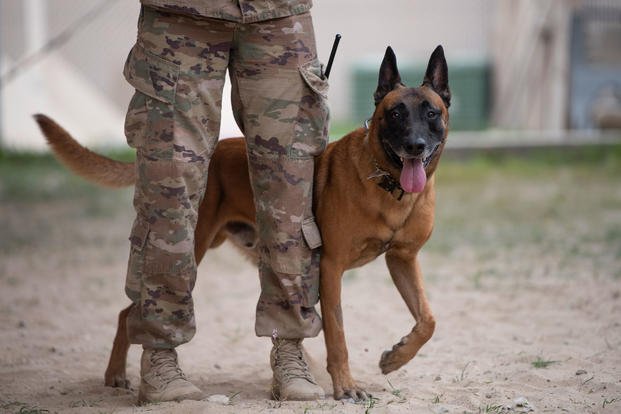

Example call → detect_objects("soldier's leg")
231 12 329 400
123 7 233 403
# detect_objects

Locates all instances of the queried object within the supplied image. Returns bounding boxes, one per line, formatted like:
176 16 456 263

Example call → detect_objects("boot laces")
149 349 187 384
274 340 315 382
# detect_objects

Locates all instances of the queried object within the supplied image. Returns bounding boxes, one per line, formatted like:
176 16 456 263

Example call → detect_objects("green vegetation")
0 148 134 202
531 356 559 369
427 144 621 282
478 404 504 414
329 120 361 140
0 148 134 253
439 144 621 181
1 143 620 280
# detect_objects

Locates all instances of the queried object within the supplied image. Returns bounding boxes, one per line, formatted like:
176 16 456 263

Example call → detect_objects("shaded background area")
1 0 621 149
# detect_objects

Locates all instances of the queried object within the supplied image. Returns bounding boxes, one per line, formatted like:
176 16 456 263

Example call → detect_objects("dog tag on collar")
367 167 389 180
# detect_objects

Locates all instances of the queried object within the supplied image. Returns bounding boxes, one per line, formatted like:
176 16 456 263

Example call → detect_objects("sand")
1 159 620 414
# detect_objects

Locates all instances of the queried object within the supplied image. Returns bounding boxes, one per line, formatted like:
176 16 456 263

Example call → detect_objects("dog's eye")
391 111 401 119
427 110 437 119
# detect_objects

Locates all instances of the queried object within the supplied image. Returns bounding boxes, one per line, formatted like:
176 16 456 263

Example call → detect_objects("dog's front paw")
335 386 370 402
104 374 130 389
333 379 370 402
379 346 408 374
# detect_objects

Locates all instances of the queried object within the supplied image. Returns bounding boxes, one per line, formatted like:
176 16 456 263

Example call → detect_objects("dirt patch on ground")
1 150 620 413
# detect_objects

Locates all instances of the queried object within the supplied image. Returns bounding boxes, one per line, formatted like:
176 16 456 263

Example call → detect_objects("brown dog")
35 45 450 401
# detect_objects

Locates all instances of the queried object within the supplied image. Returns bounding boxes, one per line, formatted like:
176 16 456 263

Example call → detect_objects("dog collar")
367 159 405 201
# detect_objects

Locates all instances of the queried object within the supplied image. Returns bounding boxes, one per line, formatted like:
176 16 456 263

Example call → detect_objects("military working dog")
36 45 450 400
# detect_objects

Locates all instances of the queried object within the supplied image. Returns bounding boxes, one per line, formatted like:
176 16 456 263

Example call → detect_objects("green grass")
0 149 134 253
423 144 621 282
329 120 360 140
2 143 620 279
439 144 621 183
603 397 618 409
0 148 134 202
0 402 51 414
531 356 559 369
361 396 380 413
3 144 619 201
478 404 504 414
386 378 406 402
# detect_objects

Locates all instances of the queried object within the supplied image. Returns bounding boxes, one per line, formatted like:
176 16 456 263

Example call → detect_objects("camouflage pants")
123 7 328 348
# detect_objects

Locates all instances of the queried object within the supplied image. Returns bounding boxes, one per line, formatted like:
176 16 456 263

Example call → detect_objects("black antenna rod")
324 34 341 79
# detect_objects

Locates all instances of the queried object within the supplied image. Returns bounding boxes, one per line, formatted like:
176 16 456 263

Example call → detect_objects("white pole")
24 0 47 56
24 0 47 102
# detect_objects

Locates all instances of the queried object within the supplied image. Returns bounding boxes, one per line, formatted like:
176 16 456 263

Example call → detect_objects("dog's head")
371 45 450 193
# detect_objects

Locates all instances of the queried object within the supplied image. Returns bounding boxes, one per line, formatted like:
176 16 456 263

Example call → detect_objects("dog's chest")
351 237 393 267
349 202 417 267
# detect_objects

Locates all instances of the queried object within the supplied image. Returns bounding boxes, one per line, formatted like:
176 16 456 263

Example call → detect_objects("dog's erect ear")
423 45 451 108
374 46 403 105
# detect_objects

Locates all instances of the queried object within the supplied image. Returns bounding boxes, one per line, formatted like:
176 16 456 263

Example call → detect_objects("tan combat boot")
270 338 325 400
138 348 204 404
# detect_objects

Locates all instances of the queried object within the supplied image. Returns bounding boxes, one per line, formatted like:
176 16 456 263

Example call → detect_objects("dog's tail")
34 114 136 188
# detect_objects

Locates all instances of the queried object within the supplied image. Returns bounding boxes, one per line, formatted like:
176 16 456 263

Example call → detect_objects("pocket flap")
299 59 329 100
301 217 322 249
128 217 150 252
123 43 179 104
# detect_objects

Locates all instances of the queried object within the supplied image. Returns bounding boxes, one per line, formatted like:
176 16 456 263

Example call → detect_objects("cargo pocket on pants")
123 42 180 158
125 216 150 303
268 215 322 271
290 59 330 159
130 212 196 322
123 42 209 161
301 216 322 249
301 216 321 307
265 215 321 306
123 43 179 105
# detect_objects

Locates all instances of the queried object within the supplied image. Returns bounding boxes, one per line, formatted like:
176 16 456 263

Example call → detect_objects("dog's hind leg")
104 304 133 388
379 252 436 374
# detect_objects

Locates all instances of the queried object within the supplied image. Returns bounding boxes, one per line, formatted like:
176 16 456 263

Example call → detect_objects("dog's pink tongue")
400 158 427 193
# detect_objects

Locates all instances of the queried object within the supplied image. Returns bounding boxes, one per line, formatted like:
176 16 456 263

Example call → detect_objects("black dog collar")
367 159 405 201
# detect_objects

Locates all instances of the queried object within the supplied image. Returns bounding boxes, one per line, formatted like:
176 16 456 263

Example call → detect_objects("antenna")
324 34 341 79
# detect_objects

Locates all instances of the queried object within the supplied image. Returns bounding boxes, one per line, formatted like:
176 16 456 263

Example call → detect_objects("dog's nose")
405 137 426 156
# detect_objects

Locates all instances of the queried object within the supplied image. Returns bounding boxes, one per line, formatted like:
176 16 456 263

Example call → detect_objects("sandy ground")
1 155 620 414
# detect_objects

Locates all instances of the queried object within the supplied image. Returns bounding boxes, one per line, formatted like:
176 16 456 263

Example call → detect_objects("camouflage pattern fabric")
141 0 312 23
124 6 328 348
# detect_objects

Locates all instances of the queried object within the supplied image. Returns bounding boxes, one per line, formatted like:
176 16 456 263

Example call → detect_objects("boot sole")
138 389 205 405
271 378 324 401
